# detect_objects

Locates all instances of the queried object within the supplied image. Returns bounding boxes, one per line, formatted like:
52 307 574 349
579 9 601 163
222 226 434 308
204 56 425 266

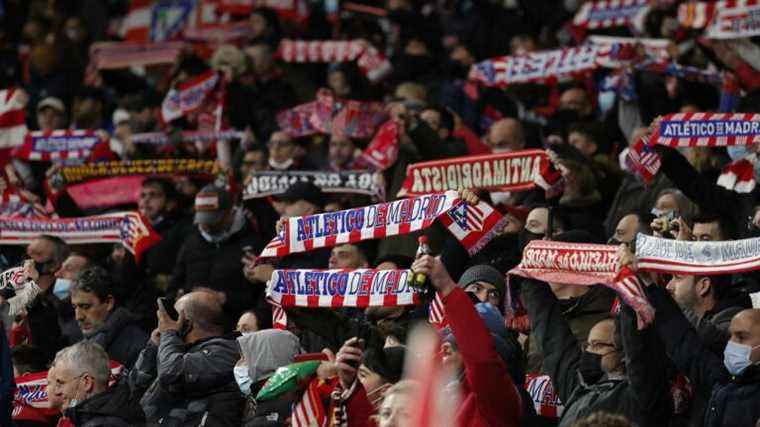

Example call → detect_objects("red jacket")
445 287 522 427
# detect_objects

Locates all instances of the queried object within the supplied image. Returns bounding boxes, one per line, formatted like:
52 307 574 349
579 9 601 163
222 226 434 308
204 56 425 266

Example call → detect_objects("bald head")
176 291 226 337
487 118 525 152
729 309 760 363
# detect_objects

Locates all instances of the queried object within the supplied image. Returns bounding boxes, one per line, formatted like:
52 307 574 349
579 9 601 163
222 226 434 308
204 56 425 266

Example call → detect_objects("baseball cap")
275 181 325 209
36 97 65 113
194 185 233 225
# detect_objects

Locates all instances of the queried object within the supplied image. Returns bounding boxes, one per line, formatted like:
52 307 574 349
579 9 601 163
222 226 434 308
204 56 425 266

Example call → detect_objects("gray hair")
52 341 110 387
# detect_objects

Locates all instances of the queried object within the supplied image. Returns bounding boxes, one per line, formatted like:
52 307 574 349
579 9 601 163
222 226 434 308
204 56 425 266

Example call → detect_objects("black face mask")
579 351 605 385
34 261 51 276
518 229 544 253
607 237 621 246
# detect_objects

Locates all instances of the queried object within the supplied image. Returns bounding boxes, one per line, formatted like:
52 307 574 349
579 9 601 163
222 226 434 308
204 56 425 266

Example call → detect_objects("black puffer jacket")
521 279 672 427
65 380 145 427
646 285 760 427
85 307 148 369
169 221 263 317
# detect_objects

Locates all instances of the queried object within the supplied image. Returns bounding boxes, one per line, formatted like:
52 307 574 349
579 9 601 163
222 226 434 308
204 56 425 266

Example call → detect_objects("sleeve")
156 331 238 392
444 287 522 426
618 304 670 411
129 343 158 393
645 285 727 399
519 279 581 404
655 145 740 220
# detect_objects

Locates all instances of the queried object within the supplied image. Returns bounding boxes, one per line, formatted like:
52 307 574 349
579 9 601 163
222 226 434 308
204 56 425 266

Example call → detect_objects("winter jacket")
445 286 522 427
526 285 616 373
142 215 195 279
129 331 243 427
646 285 760 427
169 222 263 317
521 279 671 427
655 145 756 237
85 307 148 368
604 173 673 238
64 380 144 427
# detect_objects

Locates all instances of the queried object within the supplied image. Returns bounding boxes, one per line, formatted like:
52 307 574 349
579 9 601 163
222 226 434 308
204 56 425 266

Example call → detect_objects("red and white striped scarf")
266 268 419 308
353 121 399 171
706 3 760 38
0 211 161 263
573 0 650 30
291 378 328 427
398 150 547 197
90 41 184 70
258 191 508 259
161 70 223 124
510 240 655 329
651 112 760 147
0 88 27 152
717 154 757 193
678 0 759 29
428 291 448 330
635 233 760 274
277 39 392 82
12 130 112 163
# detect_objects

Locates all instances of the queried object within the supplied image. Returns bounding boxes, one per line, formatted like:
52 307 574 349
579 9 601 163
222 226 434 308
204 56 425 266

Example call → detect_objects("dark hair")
38 234 70 267
374 254 414 270
567 122 609 154
424 105 455 133
12 345 48 374
72 266 113 302
693 212 736 240
142 177 179 202
696 274 733 301
183 294 227 334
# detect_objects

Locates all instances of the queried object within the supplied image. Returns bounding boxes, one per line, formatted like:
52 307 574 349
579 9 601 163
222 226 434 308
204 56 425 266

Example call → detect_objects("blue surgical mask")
234 365 252 395
724 340 759 376
53 279 72 300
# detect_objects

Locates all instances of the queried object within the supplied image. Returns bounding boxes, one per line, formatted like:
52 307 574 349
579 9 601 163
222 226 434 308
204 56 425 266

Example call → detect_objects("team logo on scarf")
258 191 508 259
243 170 384 200
266 268 419 308
399 150 546 197
161 70 222 124
0 212 160 263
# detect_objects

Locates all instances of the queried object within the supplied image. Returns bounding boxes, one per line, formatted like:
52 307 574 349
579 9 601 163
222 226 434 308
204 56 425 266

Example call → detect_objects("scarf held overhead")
267 268 419 308
277 39 392 82
398 150 546 196
60 159 217 184
12 130 110 163
652 112 760 146
573 0 650 30
243 170 384 200
259 191 507 259
636 233 760 274
509 240 654 328
0 212 160 263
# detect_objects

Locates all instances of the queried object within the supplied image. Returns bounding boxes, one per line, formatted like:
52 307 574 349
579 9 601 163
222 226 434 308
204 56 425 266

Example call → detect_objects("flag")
290 378 327 427
625 136 662 184
0 89 27 159
428 292 448 330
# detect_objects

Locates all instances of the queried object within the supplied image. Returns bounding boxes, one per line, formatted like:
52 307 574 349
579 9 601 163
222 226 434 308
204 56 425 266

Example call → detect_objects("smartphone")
346 339 365 369
158 297 180 321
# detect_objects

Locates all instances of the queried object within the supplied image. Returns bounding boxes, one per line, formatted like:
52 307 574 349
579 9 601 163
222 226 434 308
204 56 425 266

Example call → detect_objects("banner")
266 268 419 308
707 3 760 38
60 159 216 184
636 233 760 274
468 45 602 87
573 0 650 30
12 130 111 163
90 41 184 69
277 39 392 82
510 240 654 328
650 112 760 147
0 88 27 150
161 70 221 123
0 212 161 263
398 150 546 197
258 190 507 259
243 170 384 200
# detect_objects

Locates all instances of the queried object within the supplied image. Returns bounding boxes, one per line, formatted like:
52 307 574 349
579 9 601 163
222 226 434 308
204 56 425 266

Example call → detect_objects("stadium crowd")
0 0 760 426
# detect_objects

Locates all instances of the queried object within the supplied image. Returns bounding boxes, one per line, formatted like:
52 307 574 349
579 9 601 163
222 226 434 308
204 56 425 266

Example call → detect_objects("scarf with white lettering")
12 130 112 163
0 212 161 263
258 190 508 259
130 130 244 145
277 39 392 82
652 112 760 146
398 150 546 197
266 268 418 308
678 0 759 29
707 3 760 38
243 170 384 200
90 41 183 70
635 232 760 274
572 0 650 30
510 240 654 329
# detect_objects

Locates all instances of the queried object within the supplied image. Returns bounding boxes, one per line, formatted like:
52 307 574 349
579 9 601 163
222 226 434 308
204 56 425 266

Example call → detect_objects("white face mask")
234 365 252 395
269 157 294 171
53 278 72 300
724 340 760 376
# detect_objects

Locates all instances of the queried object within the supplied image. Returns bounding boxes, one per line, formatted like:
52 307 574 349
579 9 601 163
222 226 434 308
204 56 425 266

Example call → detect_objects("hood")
237 329 302 383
